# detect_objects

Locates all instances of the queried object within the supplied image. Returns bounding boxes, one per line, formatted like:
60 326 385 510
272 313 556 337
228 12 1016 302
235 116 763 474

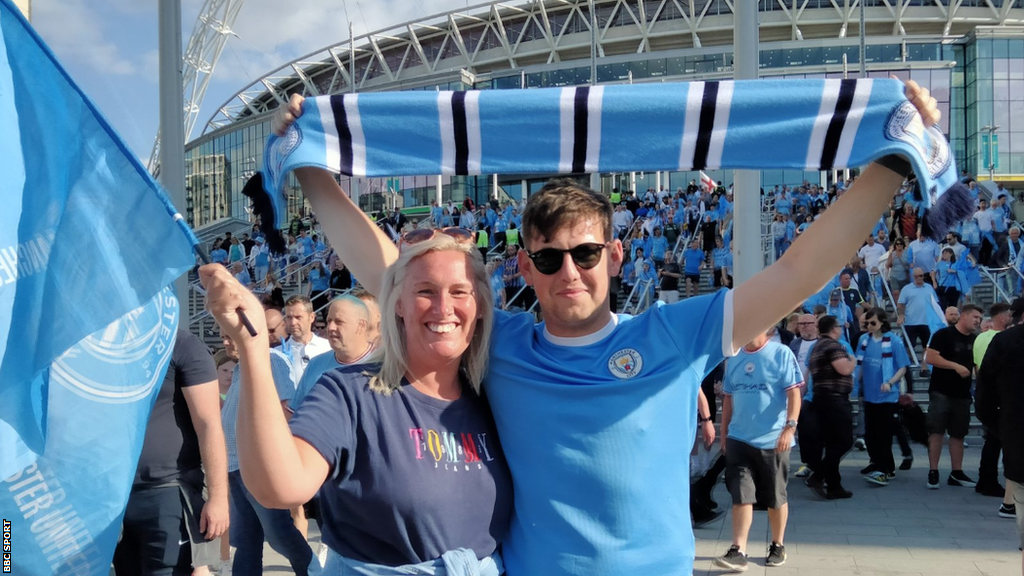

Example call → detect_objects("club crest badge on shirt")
608 348 644 379
744 361 756 374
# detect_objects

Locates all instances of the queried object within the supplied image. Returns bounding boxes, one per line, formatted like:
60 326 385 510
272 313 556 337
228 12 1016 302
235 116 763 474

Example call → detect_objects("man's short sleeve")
173 330 217 388
823 339 849 364
927 328 951 355
657 289 736 369
897 287 909 305
780 347 804 389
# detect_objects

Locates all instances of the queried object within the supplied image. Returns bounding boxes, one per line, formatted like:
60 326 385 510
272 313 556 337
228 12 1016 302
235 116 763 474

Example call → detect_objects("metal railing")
875 269 921 368
312 288 355 318
978 266 1016 303
621 279 655 315
502 283 529 311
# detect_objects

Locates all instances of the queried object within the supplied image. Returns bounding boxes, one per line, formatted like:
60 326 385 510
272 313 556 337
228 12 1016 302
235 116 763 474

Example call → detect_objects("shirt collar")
542 314 619 347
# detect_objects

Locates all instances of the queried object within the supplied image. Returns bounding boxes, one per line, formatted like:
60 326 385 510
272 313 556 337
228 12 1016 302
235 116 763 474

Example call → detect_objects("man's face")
798 315 818 340
1011 228 1020 241
913 269 926 286
284 303 314 342
326 300 370 361
519 218 622 338
959 309 982 333
265 309 287 347
839 274 851 289
221 334 238 361
946 234 957 245
506 244 518 257
866 236 874 246
945 306 960 325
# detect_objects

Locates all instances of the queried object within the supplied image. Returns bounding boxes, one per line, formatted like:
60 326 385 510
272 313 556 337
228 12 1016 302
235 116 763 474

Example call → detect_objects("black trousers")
798 400 821 471
979 425 1003 486
904 325 931 354
864 402 899 474
812 394 854 488
113 485 193 576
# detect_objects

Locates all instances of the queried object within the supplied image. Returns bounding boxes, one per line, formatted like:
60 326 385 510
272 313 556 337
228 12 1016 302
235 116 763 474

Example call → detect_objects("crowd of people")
112 81 1024 576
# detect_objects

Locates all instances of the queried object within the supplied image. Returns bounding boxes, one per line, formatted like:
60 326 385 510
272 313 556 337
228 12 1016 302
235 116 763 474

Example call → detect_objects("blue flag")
0 1 196 573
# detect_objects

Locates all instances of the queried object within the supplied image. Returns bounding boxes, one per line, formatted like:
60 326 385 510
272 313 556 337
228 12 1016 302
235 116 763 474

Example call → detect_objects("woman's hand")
272 93 305 137
200 264 268 348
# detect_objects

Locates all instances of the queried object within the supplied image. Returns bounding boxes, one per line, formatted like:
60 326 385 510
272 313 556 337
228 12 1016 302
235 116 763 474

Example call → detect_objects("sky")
31 0 473 163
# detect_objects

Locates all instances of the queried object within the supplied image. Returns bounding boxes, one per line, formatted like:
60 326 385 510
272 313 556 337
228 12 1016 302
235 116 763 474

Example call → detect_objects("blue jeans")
229 470 319 576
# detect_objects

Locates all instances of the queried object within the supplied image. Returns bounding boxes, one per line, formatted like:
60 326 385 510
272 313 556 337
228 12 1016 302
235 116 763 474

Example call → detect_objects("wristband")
876 154 913 179
698 415 711 424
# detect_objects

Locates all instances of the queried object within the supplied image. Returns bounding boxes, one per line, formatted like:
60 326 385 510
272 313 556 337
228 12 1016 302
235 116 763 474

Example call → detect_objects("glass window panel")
1010 39 1024 59
994 100 1010 132
597 64 615 83
994 79 1010 100
630 60 649 79
667 56 686 75
993 39 1009 59
1009 133 1024 154
865 44 883 63
931 69 951 102
822 46 844 65
760 49 781 69
977 77 993 102
802 47 822 66
1011 80 1024 101
889 70 910 82
977 39 992 59
1012 153 1024 176
994 58 1009 80
1010 58 1024 79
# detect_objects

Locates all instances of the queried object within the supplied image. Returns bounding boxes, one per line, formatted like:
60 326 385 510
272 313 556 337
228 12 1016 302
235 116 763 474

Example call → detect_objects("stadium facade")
185 0 1024 228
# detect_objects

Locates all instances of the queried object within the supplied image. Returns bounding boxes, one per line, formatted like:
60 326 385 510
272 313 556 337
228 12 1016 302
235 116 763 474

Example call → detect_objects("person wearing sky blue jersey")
854 308 911 486
649 227 669 270
715 333 802 571
274 82 940 576
897 268 941 356
682 239 704 299
201 232 512 576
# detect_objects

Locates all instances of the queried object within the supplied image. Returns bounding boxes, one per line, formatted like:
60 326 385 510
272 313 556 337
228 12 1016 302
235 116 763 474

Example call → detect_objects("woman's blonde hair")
368 235 493 395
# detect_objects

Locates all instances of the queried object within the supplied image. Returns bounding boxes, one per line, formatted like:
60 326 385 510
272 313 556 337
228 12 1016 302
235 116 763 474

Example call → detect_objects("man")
908 232 941 285
715 332 802 571
838 271 868 343
790 314 820 478
945 306 960 327
265 308 288 349
352 288 382 343
994 226 1023 296
925 304 983 489
281 295 331 384
657 249 682 304
284 81 940 576
976 299 1024 557
974 199 998 265
502 243 528 308
231 262 251 288
941 231 968 262
858 235 887 275
843 258 872 304
289 296 377 412
220 332 318 575
682 238 704 298
897 268 940 353
806 315 857 499
974 302 1013 497
113 330 229 576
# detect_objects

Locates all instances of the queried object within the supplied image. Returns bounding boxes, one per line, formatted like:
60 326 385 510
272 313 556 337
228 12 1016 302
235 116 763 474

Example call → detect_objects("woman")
201 230 512 575
854 308 911 486
886 238 910 304
934 247 963 310
825 289 853 344
229 237 245 265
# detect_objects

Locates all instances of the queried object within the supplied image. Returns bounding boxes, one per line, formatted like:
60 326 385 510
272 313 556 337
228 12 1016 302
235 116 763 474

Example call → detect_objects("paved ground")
260 435 1022 575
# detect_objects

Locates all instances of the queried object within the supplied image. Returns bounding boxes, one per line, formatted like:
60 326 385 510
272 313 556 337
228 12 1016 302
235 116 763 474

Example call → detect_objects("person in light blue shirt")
717 333 802 571
897 269 940 353
211 246 229 266
854 308 910 485
649 227 669 270
907 234 941 276
635 259 658 305
682 239 704 298
775 194 792 216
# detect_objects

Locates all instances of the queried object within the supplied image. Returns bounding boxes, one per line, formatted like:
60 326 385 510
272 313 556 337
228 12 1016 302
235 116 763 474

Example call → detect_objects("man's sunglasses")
527 242 610 275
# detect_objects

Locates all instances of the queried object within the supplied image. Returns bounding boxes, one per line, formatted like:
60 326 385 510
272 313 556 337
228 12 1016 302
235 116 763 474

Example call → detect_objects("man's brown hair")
521 178 613 247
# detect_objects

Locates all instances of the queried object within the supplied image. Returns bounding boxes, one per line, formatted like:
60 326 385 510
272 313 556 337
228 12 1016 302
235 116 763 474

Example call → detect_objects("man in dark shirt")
806 315 856 500
925 304 983 490
657 250 682 304
114 330 229 575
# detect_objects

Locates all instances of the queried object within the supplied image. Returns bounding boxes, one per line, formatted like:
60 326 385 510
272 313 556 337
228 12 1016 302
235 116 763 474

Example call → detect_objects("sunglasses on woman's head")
527 243 610 275
399 227 474 250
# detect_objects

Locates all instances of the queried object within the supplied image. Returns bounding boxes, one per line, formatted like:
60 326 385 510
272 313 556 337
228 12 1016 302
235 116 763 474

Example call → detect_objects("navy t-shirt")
289 365 512 566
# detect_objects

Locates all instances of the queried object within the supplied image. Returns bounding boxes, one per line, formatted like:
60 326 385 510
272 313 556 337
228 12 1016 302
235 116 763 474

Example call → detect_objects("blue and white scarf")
856 331 896 386
259 78 971 245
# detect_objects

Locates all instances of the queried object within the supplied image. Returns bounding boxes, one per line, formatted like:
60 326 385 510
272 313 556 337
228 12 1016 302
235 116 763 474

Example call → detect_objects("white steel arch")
149 0 244 175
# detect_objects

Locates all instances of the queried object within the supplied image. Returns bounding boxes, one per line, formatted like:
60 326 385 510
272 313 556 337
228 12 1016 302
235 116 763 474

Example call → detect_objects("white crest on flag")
51 288 178 404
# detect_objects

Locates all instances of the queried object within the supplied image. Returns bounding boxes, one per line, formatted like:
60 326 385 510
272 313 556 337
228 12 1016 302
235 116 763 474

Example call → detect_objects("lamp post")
981 124 1000 182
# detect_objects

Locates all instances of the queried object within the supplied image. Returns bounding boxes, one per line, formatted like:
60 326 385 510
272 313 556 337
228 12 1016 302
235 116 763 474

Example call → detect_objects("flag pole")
160 0 256 336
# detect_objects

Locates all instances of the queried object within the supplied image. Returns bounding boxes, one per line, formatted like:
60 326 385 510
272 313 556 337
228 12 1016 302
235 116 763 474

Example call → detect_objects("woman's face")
396 250 481 370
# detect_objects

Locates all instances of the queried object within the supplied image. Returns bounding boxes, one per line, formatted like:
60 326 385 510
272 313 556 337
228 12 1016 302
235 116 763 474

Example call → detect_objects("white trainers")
794 465 811 478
